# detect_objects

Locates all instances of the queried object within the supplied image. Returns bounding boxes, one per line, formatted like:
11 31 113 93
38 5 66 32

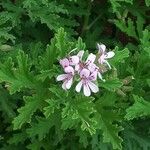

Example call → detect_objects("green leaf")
0 27 15 44
100 79 123 91
114 18 138 39
125 95 150 120
110 0 133 13
61 95 97 135
55 28 72 57
27 109 63 142
0 51 35 94
43 99 59 118
145 0 150 6
27 117 52 141
0 87 16 119
95 93 123 150
8 132 27 145
147 79 150 87
110 46 129 66
76 37 86 50
76 128 89 148
36 70 57 82
136 16 145 38
123 125 150 150
140 29 150 48
12 94 44 130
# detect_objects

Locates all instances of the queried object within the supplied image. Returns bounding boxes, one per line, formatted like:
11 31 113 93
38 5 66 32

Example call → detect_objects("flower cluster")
56 44 115 96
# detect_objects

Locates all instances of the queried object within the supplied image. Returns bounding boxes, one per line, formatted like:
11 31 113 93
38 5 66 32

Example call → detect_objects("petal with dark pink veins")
83 84 91 97
69 56 79 65
80 68 90 78
88 81 99 93
86 53 96 64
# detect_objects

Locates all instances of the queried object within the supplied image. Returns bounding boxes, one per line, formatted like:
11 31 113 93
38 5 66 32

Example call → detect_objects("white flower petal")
75 64 80 71
88 81 99 93
66 78 73 89
97 44 106 53
56 74 67 81
75 81 83 92
83 84 91 97
69 56 79 65
64 66 74 74
86 53 96 64
104 51 115 59
77 50 84 60
88 63 97 72
62 81 67 90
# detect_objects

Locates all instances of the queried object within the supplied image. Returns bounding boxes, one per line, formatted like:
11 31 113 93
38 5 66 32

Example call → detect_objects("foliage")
0 0 149 150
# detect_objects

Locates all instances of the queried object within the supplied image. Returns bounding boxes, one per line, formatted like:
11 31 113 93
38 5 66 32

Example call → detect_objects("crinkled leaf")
125 95 150 120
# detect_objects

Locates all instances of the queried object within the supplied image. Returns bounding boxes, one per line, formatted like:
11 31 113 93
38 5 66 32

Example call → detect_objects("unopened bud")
122 76 134 85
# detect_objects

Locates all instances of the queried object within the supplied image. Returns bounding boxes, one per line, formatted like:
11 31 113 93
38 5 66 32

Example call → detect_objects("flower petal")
86 53 96 64
62 81 67 90
98 54 105 64
104 51 115 59
97 44 106 53
75 64 80 71
83 84 91 97
66 78 73 89
80 68 90 78
89 71 98 81
88 63 97 72
88 81 99 93
69 56 79 65
75 80 83 92
56 74 67 81
77 50 84 60
64 66 74 74
60 58 69 68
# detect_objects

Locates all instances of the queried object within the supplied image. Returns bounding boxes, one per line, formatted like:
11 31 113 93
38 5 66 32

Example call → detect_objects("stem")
81 0 92 37
87 14 102 30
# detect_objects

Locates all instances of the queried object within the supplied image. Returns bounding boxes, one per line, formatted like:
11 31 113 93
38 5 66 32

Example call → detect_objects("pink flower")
75 68 99 97
75 50 84 72
59 58 70 68
88 63 104 81
56 66 74 90
97 44 115 69
75 52 96 72
60 56 79 68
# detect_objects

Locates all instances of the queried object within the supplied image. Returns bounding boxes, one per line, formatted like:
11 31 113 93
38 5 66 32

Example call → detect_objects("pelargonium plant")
57 44 115 96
